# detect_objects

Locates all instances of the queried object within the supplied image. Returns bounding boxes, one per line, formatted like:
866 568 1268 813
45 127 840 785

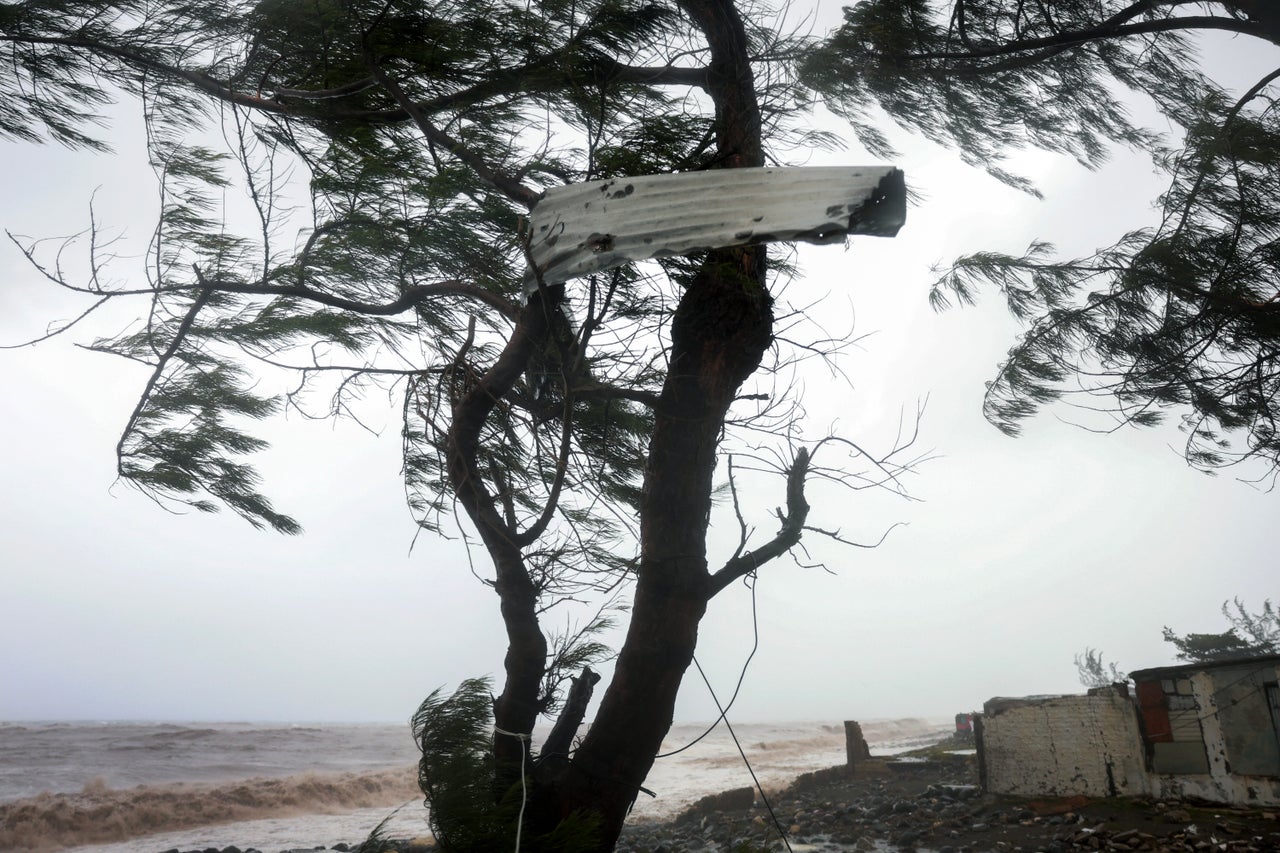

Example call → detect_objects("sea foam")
0 766 419 851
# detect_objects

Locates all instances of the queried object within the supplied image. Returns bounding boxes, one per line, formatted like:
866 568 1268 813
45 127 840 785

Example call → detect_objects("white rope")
494 726 531 853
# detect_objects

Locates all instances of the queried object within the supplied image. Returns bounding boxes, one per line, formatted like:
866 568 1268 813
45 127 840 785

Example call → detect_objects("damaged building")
977 654 1280 806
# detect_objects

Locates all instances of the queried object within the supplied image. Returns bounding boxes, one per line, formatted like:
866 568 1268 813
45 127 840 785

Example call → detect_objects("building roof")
1128 652 1280 681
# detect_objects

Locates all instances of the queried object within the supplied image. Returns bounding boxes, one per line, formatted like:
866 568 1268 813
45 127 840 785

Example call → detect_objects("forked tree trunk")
466 0 767 847
550 247 773 849
538 0 768 847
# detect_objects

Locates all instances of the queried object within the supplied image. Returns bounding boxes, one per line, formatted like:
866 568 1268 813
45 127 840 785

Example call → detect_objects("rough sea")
0 718 949 852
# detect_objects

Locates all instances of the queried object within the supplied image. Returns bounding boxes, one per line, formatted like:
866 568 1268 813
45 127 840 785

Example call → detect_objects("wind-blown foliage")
1223 596 1280 650
1162 596 1280 662
804 0 1280 482
1075 647 1127 688
412 678 513 852
3 1 930 848
1160 626 1266 662
15 0 1276 849
5 0 685 551
412 678 602 852
1081 596 1278 675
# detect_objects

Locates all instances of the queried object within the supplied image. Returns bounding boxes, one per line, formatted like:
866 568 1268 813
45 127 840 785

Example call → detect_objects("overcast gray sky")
1 7 1275 724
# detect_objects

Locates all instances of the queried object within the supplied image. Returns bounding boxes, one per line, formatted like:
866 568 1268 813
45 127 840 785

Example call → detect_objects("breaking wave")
0 766 419 852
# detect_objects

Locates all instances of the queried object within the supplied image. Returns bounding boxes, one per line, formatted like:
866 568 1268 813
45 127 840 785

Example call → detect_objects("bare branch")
708 446 810 597
802 521 907 549
1 295 111 349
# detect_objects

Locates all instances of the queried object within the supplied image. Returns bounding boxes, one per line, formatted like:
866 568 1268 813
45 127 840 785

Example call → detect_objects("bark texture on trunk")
542 1 770 846
555 249 772 847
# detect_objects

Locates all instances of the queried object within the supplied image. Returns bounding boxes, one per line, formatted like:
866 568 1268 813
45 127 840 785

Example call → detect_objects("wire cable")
494 726 531 853
657 573 762 758
692 655 793 853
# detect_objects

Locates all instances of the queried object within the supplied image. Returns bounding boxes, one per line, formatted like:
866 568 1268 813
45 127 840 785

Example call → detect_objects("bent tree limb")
445 289 565 790
708 447 811 597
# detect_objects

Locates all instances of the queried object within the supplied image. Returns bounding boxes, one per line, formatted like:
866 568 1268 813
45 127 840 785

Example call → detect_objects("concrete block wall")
1152 665 1280 806
981 689 1149 798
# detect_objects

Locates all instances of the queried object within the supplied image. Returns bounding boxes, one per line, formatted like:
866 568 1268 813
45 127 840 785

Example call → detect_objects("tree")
1159 627 1263 662
4 1 1276 849
1082 597 1278 673
2 2 923 849
1163 596 1279 662
1223 596 1280 649
801 0 1280 483
1074 647 1127 688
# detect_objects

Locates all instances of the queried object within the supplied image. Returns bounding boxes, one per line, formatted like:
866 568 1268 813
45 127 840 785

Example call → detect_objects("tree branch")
568 380 663 410
918 15 1267 74
202 276 521 321
116 273 212 469
365 61 542 208
539 666 601 762
802 521 906 549
708 447 810 597
4 33 300 115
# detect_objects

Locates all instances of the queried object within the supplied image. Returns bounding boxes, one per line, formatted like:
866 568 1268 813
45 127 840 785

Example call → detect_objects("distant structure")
844 720 872 768
976 653 1280 806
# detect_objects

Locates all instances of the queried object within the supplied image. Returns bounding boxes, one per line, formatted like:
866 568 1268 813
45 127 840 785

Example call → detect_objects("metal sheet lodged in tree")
523 165 905 291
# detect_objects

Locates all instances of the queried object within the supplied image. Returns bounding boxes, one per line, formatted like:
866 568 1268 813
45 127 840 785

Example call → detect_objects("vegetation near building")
1078 598 1278 685
4 1 1279 849
1163 597 1280 663
1075 647 1127 689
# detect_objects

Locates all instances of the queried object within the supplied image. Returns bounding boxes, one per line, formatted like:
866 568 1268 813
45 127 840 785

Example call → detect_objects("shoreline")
124 750 1280 853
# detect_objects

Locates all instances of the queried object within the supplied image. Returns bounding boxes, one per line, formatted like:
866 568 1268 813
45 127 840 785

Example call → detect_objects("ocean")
0 718 949 852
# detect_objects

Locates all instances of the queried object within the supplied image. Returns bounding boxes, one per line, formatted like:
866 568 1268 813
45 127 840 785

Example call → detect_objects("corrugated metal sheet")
523 165 905 290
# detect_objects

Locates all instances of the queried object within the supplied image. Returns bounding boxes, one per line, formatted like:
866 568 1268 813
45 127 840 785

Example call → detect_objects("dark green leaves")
806 0 1280 479
799 0 1188 192
412 678 504 852
932 80 1280 476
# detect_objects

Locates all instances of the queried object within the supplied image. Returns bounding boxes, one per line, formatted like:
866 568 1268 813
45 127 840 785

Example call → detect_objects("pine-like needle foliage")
1074 647 1127 688
3 4 908 842
0 0 715 554
802 0 1280 481
412 678 502 851
411 678 601 852
1161 596 1280 662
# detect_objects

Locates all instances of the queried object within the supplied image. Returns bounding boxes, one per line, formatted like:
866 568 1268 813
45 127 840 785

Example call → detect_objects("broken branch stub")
523 166 906 291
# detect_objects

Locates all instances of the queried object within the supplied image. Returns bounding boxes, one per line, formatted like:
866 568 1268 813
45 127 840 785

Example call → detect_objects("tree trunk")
535 1 769 847
551 247 773 848
441 0 770 846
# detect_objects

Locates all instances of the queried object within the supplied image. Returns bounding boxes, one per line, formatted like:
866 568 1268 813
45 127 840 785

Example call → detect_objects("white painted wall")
981 688 1149 798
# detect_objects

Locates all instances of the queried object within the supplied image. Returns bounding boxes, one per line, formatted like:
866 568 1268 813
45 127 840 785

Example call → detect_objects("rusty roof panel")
524 166 905 290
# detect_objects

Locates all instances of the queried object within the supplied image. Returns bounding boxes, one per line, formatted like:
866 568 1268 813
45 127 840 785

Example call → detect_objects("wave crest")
0 766 419 852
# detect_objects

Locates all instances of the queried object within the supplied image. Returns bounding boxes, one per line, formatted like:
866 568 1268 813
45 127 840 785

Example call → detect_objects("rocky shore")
617 755 1280 853
153 753 1280 853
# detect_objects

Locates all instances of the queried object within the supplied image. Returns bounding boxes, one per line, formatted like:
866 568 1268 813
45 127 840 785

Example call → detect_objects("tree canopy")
1077 597 1278 682
5 0 1280 849
1163 597 1280 662
803 0 1280 482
